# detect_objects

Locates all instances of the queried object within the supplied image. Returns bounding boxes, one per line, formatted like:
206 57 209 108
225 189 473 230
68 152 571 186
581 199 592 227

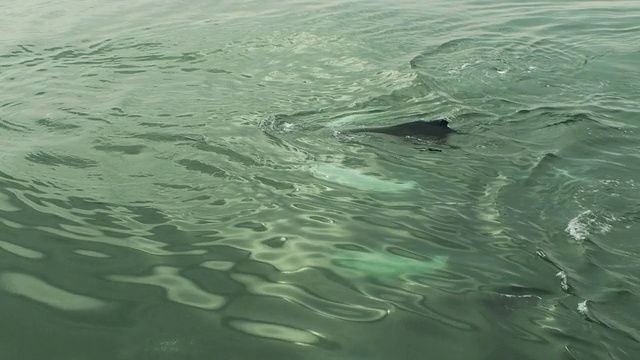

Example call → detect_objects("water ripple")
1 0 639 359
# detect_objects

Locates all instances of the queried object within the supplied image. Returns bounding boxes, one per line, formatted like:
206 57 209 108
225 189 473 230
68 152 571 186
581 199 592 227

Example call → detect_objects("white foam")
565 210 592 241
565 210 614 241
577 300 589 316
556 271 569 292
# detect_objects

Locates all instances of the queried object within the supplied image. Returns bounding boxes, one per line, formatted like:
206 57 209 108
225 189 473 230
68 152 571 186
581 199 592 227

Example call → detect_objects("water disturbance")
1 0 639 359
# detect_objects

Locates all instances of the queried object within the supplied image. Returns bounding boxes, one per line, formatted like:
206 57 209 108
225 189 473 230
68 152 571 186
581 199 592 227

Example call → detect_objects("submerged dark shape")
345 119 456 139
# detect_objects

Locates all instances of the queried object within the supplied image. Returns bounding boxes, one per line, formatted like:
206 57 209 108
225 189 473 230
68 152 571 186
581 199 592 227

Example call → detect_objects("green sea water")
1 0 639 359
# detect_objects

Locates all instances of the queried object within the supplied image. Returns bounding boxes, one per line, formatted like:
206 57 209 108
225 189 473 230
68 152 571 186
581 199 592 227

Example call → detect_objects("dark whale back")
346 119 455 139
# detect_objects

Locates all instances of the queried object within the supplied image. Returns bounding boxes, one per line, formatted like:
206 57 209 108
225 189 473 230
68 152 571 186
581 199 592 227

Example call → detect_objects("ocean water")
1 0 639 359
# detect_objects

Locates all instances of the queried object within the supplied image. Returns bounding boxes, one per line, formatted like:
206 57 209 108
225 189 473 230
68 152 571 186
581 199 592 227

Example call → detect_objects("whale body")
345 119 456 139
309 162 417 192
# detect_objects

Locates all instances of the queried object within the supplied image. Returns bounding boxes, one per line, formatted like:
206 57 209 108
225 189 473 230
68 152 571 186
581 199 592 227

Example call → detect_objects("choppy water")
1 0 639 359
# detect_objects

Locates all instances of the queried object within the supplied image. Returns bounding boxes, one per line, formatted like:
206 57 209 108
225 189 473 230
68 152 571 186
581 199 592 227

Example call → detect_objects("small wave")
0 272 109 311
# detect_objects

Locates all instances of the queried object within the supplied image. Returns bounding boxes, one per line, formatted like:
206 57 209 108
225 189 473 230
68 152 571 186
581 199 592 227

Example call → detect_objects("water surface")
1 0 639 359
